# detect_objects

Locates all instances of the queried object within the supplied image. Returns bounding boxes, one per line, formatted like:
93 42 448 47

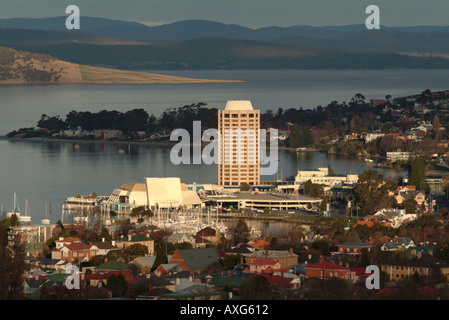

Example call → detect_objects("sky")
1 0 448 28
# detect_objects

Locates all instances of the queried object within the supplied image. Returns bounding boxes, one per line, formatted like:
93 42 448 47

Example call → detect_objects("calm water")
1 69 447 223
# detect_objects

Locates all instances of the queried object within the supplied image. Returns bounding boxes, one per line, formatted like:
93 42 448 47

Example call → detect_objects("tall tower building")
218 100 260 187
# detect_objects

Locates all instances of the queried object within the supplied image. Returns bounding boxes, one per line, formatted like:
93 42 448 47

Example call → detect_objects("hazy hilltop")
2 16 449 70
0 47 241 84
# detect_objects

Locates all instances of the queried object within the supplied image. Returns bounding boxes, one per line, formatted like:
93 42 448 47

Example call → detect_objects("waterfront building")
293 167 358 189
245 249 298 269
218 100 260 187
204 191 321 211
386 151 414 162
105 177 202 213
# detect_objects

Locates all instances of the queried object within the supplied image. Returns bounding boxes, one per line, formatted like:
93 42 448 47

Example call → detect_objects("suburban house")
389 189 426 206
153 263 184 277
247 239 270 251
115 234 155 256
91 240 118 256
24 242 45 259
225 243 256 256
245 249 298 269
246 259 282 273
130 256 157 274
55 237 82 249
380 236 416 251
305 260 358 281
370 208 417 228
194 227 223 247
168 248 222 273
52 242 97 262
380 253 449 282
166 233 196 245
336 241 373 255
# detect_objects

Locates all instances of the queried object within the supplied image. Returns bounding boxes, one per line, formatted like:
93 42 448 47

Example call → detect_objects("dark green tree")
239 275 272 300
107 273 128 297
409 155 429 192
360 248 370 268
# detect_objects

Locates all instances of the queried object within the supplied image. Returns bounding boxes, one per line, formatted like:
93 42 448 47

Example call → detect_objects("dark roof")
24 278 47 288
338 241 372 247
382 254 449 268
162 270 192 281
130 275 173 289
116 235 153 242
93 242 117 250
176 248 222 271
139 287 173 298
195 227 217 237
226 246 253 255
95 260 130 271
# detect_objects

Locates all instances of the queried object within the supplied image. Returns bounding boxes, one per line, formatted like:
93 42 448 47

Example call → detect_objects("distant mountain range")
2 16 449 70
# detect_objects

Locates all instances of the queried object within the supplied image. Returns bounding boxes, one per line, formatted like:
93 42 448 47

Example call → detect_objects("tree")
239 275 272 300
105 250 126 263
231 219 250 245
403 197 418 214
99 226 112 242
354 169 389 216
360 248 370 268
240 183 251 192
304 180 313 195
433 115 441 141
107 273 128 297
311 239 330 256
9 214 19 227
125 243 149 258
223 254 243 270
152 245 168 271
289 125 314 148
409 155 429 192
320 197 328 212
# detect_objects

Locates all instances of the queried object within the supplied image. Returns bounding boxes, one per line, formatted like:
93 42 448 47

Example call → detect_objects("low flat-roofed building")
204 191 321 210
294 167 358 188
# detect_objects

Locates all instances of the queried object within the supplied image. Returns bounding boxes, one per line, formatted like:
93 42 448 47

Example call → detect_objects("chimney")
308 254 312 260
394 236 398 244
128 234 132 241
265 249 269 258
319 255 324 263
289 248 293 256
228 270 231 278
417 250 422 259
102 238 105 242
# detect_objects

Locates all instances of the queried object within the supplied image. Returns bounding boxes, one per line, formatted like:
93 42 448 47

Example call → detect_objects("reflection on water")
0 138 407 224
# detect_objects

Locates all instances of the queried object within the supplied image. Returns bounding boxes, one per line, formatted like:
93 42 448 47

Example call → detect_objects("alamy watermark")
365 265 380 289
66 5 80 30
169 121 278 176
65 265 80 290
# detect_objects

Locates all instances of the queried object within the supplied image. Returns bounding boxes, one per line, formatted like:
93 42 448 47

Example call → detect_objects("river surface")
1 68 446 223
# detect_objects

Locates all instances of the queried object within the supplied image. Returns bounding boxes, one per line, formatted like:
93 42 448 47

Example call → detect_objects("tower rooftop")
224 100 253 111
